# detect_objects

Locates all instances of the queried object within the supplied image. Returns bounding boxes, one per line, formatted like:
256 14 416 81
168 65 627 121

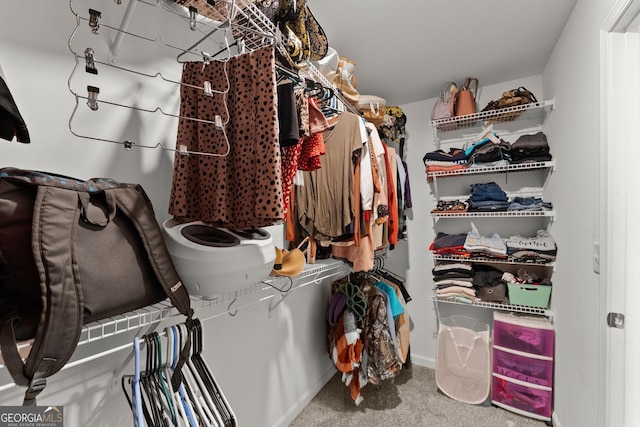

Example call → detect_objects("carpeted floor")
290 364 549 427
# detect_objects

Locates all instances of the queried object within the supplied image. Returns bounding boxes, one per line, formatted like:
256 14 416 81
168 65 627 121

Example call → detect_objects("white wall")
0 1 337 426
542 1 618 426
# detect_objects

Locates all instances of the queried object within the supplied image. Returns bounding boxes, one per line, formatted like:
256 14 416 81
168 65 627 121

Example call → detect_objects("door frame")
601 1 640 426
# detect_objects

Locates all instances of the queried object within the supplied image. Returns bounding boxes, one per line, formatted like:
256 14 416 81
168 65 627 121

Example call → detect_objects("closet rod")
268 264 351 315
0 341 133 394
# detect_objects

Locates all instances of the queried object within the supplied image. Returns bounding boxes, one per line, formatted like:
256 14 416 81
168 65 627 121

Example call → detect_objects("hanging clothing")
0 64 30 144
168 46 284 229
298 98 329 172
277 82 300 147
297 112 364 240
383 143 399 245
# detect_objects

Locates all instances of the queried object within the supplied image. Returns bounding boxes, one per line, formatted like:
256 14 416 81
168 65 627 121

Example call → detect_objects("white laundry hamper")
435 315 492 404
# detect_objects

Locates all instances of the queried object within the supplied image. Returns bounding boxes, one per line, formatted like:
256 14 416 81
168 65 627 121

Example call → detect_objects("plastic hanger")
174 325 199 427
167 326 190 427
133 336 144 427
186 322 225 426
140 335 163 426
191 319 237 426
153 333 177 426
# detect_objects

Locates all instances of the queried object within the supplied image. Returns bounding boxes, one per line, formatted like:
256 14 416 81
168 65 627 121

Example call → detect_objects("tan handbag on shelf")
456 77 479 117
357 95 386 128
333 57 360 106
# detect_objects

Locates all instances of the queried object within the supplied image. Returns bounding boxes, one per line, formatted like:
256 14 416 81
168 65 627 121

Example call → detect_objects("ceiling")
307 0 577 106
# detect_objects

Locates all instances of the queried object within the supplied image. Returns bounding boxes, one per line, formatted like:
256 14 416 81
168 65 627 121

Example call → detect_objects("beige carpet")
290 364 549 427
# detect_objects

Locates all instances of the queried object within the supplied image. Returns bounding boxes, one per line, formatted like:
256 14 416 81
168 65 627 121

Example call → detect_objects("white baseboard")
409 353 436 369
552 411 561 427
272 366 338 427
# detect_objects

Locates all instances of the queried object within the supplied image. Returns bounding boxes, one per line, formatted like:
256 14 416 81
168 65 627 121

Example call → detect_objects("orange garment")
353 153 361 246
286 182 297 241
382 143 398 245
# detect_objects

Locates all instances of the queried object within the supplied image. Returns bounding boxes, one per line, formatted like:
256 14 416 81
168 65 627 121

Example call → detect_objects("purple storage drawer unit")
492 374 552 421
493 312 555 357
493 346 553 387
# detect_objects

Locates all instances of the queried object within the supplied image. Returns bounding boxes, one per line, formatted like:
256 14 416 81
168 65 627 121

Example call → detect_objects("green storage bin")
507 283 552 308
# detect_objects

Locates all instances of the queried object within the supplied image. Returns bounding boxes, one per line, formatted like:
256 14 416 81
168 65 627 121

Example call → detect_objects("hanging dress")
168 46 284 229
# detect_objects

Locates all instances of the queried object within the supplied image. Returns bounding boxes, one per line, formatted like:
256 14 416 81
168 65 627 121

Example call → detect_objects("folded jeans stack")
467 182 510 212
507 197 553 212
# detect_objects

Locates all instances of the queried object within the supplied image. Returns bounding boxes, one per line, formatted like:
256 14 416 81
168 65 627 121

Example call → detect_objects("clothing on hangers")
169 45 284 229
0 67 30 143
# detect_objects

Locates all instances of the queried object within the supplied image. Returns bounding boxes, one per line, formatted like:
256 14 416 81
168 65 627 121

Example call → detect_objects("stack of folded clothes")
429 232 470 258
422 148 468 174
507 196 553 212
433 262 476 302
504 230 557 263
463 223 508 259
432 199 469 214
467 182 511 212
510 131 553 164
464 133 512 168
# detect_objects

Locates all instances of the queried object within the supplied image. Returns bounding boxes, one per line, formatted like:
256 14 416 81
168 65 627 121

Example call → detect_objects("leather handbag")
455 77 479 117
476 282 506 302
431 82 458 130
482 86 538 122
357 94 386 128
333 57 360 106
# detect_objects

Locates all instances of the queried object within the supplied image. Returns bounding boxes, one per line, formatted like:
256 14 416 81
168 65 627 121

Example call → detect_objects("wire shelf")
427 161 556 179
430 100 555 146
430 253 555 268
433 296 553 317
74 259 348 346
431 210 554 218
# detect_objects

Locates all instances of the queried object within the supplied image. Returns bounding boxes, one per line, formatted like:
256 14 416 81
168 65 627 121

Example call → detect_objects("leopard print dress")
168 46 284 229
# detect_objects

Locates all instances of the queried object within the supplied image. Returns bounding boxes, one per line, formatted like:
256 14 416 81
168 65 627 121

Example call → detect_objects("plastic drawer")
492 374 552 421
493 346 553 387
493 313 554 357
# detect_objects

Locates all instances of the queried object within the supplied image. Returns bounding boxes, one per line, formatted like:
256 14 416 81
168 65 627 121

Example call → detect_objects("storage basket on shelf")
507 283 552 308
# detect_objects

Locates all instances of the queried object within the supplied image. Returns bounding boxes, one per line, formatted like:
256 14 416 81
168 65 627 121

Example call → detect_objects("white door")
601 1 640 426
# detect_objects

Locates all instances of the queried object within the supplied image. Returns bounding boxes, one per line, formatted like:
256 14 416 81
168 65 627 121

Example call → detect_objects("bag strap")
462 78 479 98
0 186 84 406
109 185 194 390
443 82 458 118
516 86 537 103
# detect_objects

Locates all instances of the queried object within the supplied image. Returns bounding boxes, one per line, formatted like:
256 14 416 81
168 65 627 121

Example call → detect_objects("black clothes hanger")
190 319 237 427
